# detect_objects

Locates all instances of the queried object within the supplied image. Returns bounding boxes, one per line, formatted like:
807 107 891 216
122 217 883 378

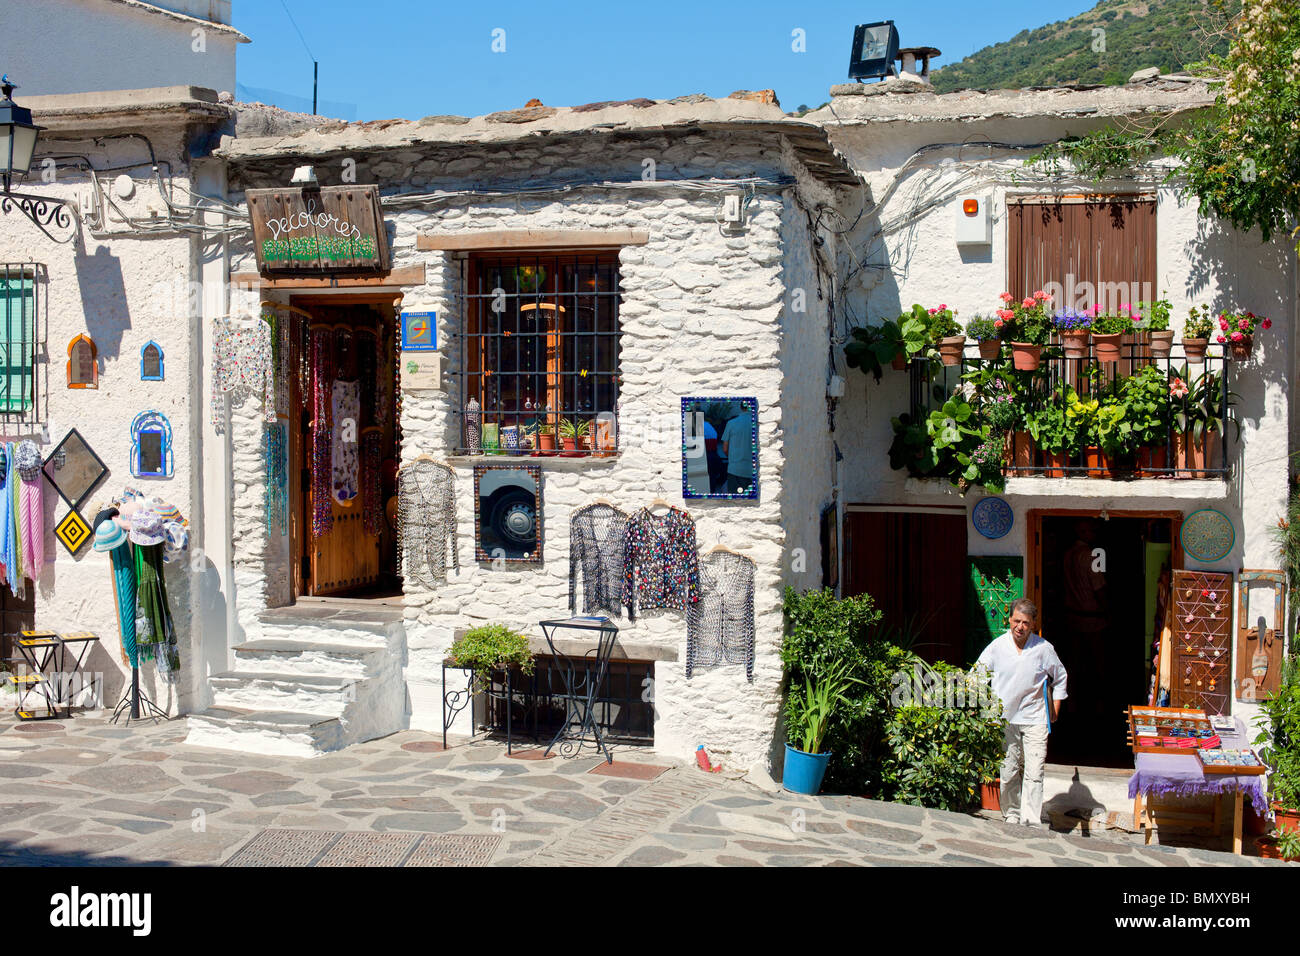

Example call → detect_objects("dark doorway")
843 508 967 663
1039 515 1172 767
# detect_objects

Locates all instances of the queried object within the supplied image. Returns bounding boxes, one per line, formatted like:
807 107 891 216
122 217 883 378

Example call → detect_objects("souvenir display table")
6 630 100 720
1128 711 1266 854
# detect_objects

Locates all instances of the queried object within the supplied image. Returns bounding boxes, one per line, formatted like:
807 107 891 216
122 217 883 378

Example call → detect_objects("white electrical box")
723 193 743 224
955 195 992 245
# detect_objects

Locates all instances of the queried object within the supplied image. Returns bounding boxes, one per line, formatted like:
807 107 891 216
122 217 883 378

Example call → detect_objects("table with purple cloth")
1128 716 1265 853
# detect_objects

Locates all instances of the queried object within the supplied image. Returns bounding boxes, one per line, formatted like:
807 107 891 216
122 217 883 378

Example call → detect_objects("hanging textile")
210 314 276 433
0 443 13 592
310 325 335 536
16 441 42 576
93 512 137 667
623 506 701 620
264 420 288 536
569 502 629 618
687 551 756 681
134 541 179 682
362 427 384 536
397 458 458 588
331 379 361 505
8 442 22 595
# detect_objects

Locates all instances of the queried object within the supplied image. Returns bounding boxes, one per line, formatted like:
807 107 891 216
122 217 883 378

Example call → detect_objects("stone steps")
184 603 408 757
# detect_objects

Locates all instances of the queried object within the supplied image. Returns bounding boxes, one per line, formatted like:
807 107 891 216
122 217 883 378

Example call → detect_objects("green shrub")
1256 656 1300 812
879 661 1004 811
449 624 535 676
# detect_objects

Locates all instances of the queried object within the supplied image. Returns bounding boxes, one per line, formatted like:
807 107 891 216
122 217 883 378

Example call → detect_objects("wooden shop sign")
247 185 390 274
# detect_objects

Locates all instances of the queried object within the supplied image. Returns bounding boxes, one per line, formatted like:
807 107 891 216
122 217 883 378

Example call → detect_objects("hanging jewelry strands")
310 324 335 537
264 419 288 536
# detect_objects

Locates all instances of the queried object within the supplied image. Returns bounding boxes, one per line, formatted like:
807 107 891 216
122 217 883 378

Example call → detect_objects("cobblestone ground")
0 714 1278 867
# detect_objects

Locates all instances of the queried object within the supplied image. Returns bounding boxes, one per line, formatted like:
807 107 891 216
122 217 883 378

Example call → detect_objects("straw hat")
128 509 165 546
92 519 128 552
15 441 41 482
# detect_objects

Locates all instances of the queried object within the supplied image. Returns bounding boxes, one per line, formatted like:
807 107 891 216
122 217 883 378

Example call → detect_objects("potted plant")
927 305 964 366
448 623 536 691
1089 311 1131 364
783 657 862 795
979 388 1028 474
1053 309 1093 359
1217 310 1272 361
1066 391 1103 473
1095 396 1134 477
1137 297 1175 359
1026 395 1079 477
967 315 1001 361
997 291 1054 371
531 418 557 456
1255 657 1300 858
558 417 591 457
1120 365 1172 475
1184 306 1214 364
844 315 925 377
1170 367 1238 478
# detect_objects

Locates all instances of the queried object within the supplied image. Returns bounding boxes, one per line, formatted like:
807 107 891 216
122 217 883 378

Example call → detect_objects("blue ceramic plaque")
972 496 1013 540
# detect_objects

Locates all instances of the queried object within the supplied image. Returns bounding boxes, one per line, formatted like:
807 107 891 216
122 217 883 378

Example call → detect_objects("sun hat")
153 501 182 524
92 519 128 552
128 509 165 546
162 520 189 561
15 441 41 482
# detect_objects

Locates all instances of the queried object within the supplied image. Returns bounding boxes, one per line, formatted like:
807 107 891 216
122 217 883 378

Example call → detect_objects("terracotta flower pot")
1171 432 1223 478
1274 804 1300 835
1042 451 1067 478
1002 431 1034 474
1082 446 1104 474
1135 444 1168 477
535 433 557 456
561 436 583 458
938 335 966 367
1091 332 1123 364
1059 330 1089 359
1228 334 1254 361
1183 337 1209 364
1105 452 1133 478
977 339 1001 361
1010 342 1041 371
980 781 1001 812
891 352 908 371
1149 330 1174 359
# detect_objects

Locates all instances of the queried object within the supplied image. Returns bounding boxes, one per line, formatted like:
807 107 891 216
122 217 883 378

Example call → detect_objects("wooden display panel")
1169 569 1233 714
1236 570 1285 702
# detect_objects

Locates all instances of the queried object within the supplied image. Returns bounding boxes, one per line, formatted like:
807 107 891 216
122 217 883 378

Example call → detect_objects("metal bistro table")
539 616 619 763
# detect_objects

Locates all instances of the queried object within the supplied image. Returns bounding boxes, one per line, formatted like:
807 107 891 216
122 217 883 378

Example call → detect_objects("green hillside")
931 0 1239 92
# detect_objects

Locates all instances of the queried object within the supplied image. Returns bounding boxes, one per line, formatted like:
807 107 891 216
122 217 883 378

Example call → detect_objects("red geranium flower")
1219 317 1229 331
1217 333 1227 343
999 292 1014 303
1238 317 1249 331
1262 318 1272 330
994 319 1004 329
1231 330 1244 342
1022 298 1035 309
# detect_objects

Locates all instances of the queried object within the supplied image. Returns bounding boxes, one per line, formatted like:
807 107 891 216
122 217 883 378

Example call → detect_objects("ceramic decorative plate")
972 496 1013 540
1181 508 1235 563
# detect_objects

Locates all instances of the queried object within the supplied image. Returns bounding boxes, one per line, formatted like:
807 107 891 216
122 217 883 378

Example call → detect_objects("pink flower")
1231 330 1244 342
1022 298 1035 309
1217 334 1227 343
1120 302 1131 312
1219 317 1229 331
938 304 947 310
994 319 1004 329
1170 378 1189 398
1262 318 1272 330
1091 304 1102 315
997 309 1015 321
1033 290 1049 301
928 308 937 314
999 292 1014 303
1238 317 1249 331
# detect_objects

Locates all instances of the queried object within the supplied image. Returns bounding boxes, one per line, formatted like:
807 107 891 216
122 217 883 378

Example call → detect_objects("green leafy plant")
1095 397 1133 458
1066 390 1101 447
1026 394 1082 457
889 413 943 477
557 417 591 440
1185 305 1215 339
1254 657 1300 813
788 659 863 755
844 314 927 381
1275 828 1300 860
879 661 1005 812
1271 478 1300 644
1090 310 1136 335
449 624 535 678
1171 366 1240 443
1119 365 1172 448
1136 297 1173 332
925 305 962 341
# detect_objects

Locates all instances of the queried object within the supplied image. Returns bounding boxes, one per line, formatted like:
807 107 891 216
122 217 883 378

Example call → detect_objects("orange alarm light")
963 199 979 216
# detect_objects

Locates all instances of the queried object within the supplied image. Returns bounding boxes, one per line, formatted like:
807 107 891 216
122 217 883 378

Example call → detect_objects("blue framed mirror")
131 410 173 478
681 397 758 500
140 341 164 381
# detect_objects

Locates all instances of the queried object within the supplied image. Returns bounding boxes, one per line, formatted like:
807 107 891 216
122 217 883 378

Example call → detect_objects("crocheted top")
686 551 756 681
622 506 700 619
569 503 630 618
397 459 459 588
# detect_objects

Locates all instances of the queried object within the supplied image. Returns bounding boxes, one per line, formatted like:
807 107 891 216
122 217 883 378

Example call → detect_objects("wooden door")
843 508 967 664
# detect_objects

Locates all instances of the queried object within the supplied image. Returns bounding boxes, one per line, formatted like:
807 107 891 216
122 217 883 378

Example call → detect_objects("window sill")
445 452 621 466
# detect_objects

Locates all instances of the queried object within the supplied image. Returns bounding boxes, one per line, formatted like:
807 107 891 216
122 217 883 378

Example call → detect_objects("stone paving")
0 713 1279 866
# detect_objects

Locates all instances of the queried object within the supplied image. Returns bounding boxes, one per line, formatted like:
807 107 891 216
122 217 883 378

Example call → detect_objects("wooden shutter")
0 272 34 412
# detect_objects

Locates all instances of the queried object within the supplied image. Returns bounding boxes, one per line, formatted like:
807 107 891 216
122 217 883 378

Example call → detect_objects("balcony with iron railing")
899 337 1234 491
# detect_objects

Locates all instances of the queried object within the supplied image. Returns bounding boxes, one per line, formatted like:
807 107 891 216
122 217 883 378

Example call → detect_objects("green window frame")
0 265 38 416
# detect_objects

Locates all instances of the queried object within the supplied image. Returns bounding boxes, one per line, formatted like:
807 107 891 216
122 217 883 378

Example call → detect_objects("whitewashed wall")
824 110 1298 728
221 133 843 772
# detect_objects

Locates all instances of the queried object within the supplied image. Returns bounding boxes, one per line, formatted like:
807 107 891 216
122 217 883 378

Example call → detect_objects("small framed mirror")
67 335 98 389
681 397 758 499
130 410 173 478
473 464 542 563
42 428 109 509
140 341 164 381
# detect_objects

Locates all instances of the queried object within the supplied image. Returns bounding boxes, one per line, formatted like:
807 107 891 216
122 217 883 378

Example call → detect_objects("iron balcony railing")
906 337 1233 480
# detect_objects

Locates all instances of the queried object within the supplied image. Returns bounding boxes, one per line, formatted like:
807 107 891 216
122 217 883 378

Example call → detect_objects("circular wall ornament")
972 496 1013 539
1181 508 1235 563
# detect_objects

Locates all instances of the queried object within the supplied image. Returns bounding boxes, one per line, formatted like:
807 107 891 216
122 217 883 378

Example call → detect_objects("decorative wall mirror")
130 410 173 478
681 397 758 499
67 335 97 389
473 463 541 563
140 341 164 381
42 428 109 509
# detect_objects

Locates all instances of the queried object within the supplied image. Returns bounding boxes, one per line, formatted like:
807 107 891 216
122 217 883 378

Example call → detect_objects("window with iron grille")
0 263 44 423
457 252 622 456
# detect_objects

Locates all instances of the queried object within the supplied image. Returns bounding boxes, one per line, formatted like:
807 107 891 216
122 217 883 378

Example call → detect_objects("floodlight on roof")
847 21 900 81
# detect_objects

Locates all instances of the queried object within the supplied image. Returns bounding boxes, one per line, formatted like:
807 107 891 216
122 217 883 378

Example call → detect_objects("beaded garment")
622 506 700 620
569 503 630 618
264 421 288 536
397 458 458 588
210 314 275 433
686 551 756 681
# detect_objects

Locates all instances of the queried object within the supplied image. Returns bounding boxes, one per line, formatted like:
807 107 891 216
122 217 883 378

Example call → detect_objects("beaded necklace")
310 325 335 537
264 419 288 536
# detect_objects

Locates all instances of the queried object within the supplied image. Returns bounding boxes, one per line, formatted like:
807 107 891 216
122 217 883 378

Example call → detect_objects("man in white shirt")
720 410 754 494
975 598 1069 827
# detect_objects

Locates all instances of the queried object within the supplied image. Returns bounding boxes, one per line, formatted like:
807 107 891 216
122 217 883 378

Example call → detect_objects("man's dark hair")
1010 597 1038 622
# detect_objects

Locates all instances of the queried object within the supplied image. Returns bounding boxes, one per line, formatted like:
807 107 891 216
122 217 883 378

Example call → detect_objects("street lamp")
0 75 43 192
0 74 76 242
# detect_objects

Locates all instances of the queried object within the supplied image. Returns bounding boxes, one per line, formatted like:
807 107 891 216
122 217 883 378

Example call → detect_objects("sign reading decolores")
401 311 437 351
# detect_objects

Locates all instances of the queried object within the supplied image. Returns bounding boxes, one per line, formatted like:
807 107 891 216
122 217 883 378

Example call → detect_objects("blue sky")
233 0 1095 121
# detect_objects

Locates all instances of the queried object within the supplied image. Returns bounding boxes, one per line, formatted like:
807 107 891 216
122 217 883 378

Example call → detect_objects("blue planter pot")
783 742 832 795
